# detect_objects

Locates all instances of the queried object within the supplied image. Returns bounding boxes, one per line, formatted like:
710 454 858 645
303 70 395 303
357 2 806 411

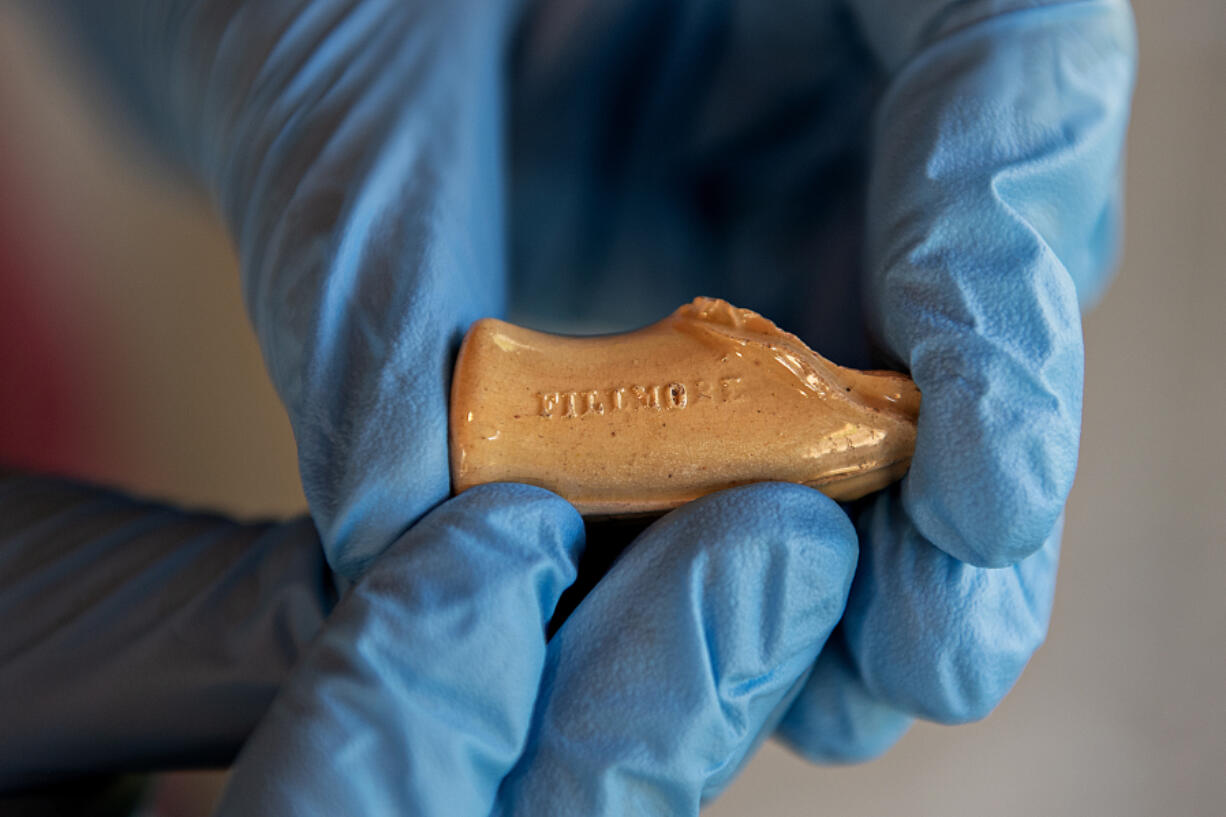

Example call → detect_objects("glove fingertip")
776 636 913 765
902 352 1080 568
669 482 860 613
845 495 1061 725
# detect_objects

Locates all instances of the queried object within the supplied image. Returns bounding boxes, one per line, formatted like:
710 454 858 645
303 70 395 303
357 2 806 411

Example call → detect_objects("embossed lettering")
584 390 605 415
539 377 741 418
539 392 561 418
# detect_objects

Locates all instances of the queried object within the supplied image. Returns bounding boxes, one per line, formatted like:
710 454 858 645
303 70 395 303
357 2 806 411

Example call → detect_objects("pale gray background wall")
1 2 1222 815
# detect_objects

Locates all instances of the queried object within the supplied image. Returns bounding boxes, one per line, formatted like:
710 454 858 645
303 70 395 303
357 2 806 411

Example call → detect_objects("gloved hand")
493 2 1136 807
54 0 523 580
214 482 858 816
44 0 1136 811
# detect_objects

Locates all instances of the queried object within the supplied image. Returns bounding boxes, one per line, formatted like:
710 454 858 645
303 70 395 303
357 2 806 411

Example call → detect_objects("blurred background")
0 1 1222 815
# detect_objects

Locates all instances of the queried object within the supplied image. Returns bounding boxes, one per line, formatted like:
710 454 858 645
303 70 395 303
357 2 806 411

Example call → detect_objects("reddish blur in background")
1 2 1223 816
0 7 306 522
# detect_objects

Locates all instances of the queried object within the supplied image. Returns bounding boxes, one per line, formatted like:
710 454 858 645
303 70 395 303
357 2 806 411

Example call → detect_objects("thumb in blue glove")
214 484 586 816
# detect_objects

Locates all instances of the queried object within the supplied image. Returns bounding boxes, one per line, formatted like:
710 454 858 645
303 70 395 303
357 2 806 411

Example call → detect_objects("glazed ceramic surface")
450 298 920 515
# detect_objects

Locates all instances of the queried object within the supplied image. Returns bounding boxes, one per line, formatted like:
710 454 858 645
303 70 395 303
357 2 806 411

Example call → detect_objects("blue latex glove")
54 0 520 580
41 0 1136 811
0 473 855 814
214 482 857 816
0 469 333 788
211 483 589 815
494 5 1135 808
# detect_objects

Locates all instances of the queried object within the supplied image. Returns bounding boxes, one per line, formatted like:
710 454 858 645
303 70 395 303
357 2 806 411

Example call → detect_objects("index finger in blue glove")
777 0 1134 758
846 495 1062 724
497 483 858 816
214 484 584 817
782 492 1061 748
852 0 1135 567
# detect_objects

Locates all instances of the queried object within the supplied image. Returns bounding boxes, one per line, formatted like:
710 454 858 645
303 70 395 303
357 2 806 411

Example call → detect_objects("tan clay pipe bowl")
450 297 920 516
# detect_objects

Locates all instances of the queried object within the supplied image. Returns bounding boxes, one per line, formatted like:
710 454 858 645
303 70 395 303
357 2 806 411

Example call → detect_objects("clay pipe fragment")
450 297 920 517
